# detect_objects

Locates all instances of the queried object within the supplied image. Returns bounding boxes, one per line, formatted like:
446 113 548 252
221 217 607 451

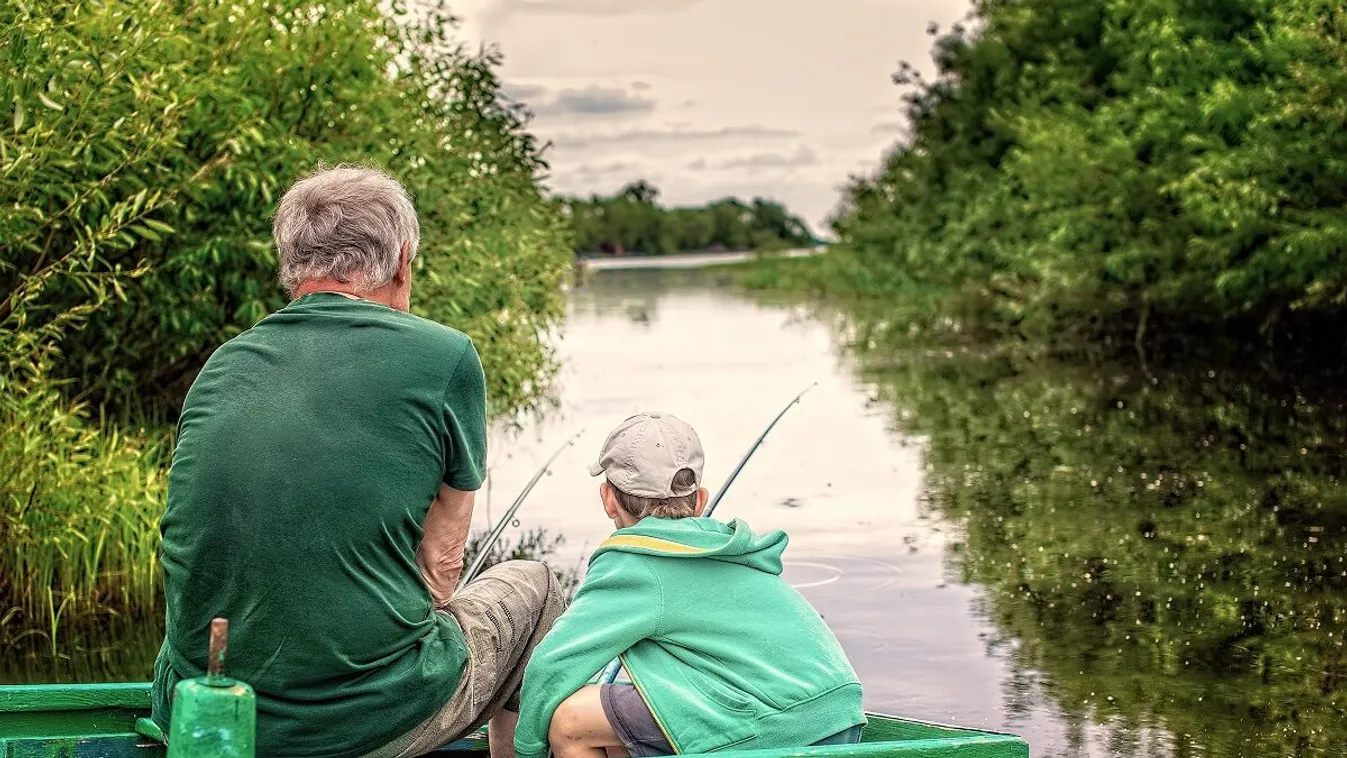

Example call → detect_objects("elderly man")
150 166 566 758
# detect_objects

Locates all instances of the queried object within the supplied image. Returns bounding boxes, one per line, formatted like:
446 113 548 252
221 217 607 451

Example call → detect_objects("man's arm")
423 341 489 605
418 484 475 607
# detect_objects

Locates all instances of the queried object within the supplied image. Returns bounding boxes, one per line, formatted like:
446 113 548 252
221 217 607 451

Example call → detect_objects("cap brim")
588 461 605 476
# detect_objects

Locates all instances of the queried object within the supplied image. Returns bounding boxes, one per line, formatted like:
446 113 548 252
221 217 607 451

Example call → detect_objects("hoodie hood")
591 517 787 575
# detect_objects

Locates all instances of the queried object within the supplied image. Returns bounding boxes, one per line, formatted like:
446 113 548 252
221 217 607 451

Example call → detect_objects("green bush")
1 0 571 417
816 0 1347 333
0 0 572 640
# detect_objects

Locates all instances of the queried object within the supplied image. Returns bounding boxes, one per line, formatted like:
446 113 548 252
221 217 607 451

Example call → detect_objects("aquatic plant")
463 527 583 599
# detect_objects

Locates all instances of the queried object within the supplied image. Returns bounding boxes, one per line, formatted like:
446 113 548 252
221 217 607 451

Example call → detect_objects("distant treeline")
770 0 1347 337
560 181 816 256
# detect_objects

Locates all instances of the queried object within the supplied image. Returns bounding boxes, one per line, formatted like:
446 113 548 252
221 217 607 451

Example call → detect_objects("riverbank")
3 0 572 652
575 247 823 273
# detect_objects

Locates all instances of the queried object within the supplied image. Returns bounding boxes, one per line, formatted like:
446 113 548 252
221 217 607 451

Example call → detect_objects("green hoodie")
515 517 864 758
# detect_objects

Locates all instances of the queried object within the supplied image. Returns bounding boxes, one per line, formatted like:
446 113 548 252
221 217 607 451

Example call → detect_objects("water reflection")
7 268 1342 758
841 308 1347 757
498 270 1098 752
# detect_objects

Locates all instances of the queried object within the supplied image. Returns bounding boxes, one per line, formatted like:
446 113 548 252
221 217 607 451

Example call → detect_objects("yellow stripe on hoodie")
598 534 711 555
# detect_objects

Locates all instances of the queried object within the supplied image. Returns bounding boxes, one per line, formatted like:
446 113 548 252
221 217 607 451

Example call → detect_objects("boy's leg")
549 686 625 758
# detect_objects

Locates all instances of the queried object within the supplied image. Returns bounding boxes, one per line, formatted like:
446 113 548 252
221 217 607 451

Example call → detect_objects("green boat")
0 681 1027 758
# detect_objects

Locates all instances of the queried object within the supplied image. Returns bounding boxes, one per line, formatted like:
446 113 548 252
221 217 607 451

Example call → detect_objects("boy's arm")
515 554 662 758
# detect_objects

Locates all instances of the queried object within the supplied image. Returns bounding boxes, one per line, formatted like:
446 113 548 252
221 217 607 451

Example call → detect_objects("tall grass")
0 381 169 651
0 378 588 654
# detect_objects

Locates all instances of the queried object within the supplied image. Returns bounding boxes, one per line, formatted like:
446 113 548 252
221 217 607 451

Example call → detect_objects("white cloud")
550 125 798 151
712 145 820 172
511 85 657 117
457 0 974 226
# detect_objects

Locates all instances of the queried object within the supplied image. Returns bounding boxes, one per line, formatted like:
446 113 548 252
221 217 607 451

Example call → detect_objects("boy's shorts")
598 684 864 757
600 684 673 757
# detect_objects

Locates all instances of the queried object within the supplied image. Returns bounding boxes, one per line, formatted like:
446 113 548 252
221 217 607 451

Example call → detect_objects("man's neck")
293 278 402 310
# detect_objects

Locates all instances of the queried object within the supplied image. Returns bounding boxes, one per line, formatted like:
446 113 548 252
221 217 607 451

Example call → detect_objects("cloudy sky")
451 0 972 234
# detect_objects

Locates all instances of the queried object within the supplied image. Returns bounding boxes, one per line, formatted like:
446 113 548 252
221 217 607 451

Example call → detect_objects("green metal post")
167 618 257 758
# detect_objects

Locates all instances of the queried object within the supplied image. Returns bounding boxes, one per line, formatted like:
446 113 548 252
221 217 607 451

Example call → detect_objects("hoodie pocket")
661 666 760 753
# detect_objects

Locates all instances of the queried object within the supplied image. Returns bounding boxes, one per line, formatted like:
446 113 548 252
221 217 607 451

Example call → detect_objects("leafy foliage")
0 0 571 640
1 0 572 418
563 181 816 256
815 0 1347 332
838 307 1347 757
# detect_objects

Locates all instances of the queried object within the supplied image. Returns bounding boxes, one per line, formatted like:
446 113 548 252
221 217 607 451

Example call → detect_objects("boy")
515 412 865 758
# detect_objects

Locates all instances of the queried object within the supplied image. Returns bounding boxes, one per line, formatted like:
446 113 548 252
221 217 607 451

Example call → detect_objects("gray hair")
273 166 420 295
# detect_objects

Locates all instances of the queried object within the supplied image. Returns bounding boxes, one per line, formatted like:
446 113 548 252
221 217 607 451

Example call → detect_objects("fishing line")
705 382 818 517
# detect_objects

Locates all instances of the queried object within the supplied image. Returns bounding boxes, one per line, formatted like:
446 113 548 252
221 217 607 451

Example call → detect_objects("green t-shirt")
151 293 488 758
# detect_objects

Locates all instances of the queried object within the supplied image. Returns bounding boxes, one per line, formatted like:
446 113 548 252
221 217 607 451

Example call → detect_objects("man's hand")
417 483 475 607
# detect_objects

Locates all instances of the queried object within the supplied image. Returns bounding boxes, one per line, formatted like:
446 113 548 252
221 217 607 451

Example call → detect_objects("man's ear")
693 487 709 517
395 241 412 284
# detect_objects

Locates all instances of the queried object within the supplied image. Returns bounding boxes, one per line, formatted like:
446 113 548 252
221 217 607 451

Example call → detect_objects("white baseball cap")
588 412 705 498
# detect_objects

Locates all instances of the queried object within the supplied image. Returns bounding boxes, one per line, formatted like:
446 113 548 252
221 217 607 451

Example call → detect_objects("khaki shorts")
361 560 567 758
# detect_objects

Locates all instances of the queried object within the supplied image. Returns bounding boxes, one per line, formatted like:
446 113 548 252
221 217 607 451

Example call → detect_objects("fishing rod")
457 429 583 591
598 381 817 684
705 381 817 517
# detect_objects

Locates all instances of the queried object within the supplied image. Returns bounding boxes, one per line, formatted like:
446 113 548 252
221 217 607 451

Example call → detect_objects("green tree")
807 0 1347 337
564 184 814 255
1 0 571 419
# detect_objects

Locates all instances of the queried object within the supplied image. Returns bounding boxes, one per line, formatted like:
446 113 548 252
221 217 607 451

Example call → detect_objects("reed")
0 381 170 651
0 381 586 648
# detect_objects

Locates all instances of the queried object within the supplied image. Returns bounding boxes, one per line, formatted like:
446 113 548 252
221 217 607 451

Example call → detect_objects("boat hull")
0 683 1027 757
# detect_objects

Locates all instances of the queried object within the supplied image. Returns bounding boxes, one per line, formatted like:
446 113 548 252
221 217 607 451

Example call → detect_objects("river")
6 267 1345 757
479 267 1347 758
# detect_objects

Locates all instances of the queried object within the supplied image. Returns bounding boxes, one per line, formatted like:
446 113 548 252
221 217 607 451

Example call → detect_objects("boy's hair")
611 468 699 519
